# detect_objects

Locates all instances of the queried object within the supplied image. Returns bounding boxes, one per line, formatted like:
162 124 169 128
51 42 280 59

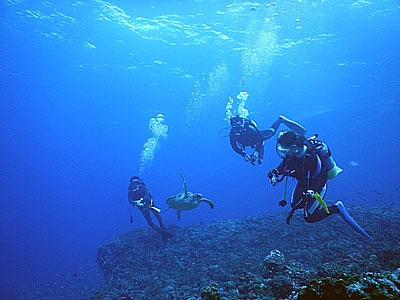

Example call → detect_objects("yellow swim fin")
314 192 329 214
149 198 162 213
150 206 161 213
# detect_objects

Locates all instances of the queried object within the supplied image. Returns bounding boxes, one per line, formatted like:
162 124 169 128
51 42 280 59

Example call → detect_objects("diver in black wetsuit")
229 115 306 165
128 176 173 242
267 131 373 240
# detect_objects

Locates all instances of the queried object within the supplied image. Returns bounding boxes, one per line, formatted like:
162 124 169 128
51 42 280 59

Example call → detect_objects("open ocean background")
1 0 399 299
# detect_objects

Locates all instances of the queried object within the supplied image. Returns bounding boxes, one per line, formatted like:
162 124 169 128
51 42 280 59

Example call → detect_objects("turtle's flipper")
200 199 214 209
163 207 170 214
180 173 187 197
177 210 182 221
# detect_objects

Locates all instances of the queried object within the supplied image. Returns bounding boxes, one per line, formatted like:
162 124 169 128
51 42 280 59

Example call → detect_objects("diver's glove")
244 154 256 166
252 151 259 160
244 154 252 162
252 151 263 165
244 153 255 162
279 199 287 207
268 169 279 186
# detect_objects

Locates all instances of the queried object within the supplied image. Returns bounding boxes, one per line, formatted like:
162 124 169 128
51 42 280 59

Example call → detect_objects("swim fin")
160 229 174 242
335 201 373 241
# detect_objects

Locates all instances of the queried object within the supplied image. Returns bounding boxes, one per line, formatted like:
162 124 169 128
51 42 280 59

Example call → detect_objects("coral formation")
88 206 400 300
263 249 286 276
297 269 400 300
200 282 224 300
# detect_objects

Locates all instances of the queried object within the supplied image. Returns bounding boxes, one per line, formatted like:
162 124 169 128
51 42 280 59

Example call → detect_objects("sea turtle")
165 173 214 221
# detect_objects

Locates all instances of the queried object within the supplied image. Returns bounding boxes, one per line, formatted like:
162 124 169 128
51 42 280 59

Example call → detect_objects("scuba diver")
267 131 373 240
128 176 173 242
229 115 306 165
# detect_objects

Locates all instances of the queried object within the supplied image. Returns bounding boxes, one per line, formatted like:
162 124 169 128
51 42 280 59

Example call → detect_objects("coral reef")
88 205 400 300
296 268 400 300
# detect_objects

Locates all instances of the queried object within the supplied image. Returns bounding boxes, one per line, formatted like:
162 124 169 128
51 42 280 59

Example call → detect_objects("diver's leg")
304 203 339 223
305 202 373 240
302 190 373 240
140 208 158 230
150 208 173 240
303 184 337 223
151 208 166 230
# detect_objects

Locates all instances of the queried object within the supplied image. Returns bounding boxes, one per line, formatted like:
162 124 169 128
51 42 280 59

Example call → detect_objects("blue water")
1 0 399 299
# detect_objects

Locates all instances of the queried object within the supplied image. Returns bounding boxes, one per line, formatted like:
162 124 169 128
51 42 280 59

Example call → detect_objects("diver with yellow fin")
267 131 373 240
128 176 173 242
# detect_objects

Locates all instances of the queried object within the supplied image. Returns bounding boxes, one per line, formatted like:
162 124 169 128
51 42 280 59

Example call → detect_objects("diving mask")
129 179 142 191
277 144 303 158
230 116 244 130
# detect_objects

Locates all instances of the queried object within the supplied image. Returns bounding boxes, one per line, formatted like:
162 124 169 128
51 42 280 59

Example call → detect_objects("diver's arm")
269 115 307 136
275 158 288 175
128 191 134 204
268 160 286 185
128 191 137 205
230 135 245 157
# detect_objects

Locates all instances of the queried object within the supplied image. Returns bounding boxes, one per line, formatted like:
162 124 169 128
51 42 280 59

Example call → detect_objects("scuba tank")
306 134 343 179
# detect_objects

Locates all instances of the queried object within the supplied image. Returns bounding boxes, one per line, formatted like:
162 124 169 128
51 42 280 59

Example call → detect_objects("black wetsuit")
128 184 171 240
275 148 339 223
230 119 273 161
